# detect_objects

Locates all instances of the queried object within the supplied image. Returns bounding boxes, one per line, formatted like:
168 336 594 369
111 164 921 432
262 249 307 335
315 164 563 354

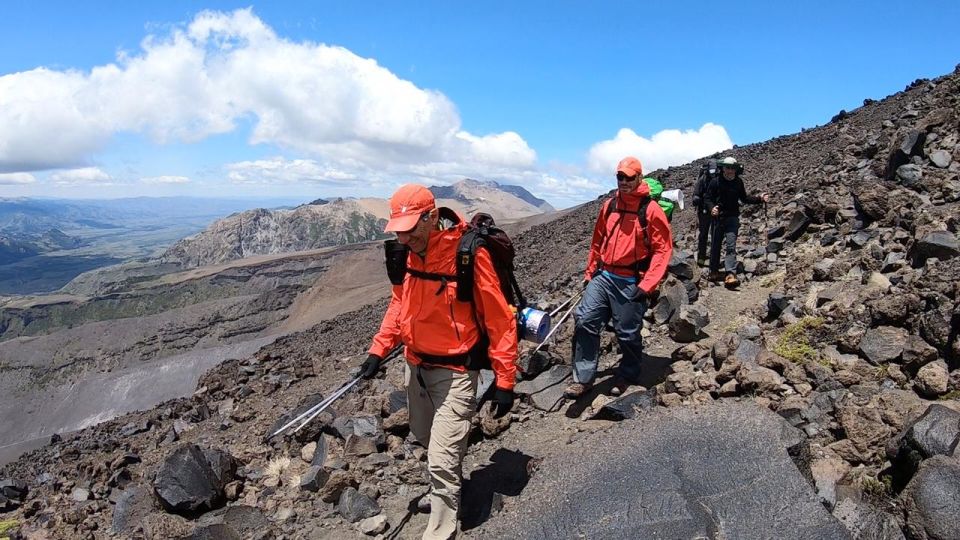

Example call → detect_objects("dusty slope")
1 67 959 539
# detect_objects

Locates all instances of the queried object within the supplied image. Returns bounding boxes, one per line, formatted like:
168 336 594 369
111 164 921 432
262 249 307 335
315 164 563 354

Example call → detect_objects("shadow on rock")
564 350 672 419
461 448 534 530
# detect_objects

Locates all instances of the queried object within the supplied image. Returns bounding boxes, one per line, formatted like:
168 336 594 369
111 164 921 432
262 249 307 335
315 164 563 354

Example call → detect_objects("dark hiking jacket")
704 175 762 218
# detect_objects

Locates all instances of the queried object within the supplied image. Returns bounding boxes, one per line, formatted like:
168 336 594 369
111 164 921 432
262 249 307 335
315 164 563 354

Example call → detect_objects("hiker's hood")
425 207 466 250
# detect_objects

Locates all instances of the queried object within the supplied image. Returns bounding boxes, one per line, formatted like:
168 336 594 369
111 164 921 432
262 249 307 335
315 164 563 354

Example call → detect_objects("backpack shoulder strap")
455 227 481 303
638 196 652 258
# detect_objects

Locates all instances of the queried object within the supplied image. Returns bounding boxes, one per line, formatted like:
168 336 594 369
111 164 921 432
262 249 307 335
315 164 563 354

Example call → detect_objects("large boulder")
0 478 26 511
668 305 710 343
911 231 960 266
883 130 926 181
653 281 688 325
514 365 571 412
474 403 851 539
112 484 156 534
338 487 380 523
889 404 960 466
852 183 888 221
668 250 696 281
153 444 237 516
832 499 906 540
902 456 960 540
784 210 812 242
915 361 950 397
189 505 275 539
858 326 909 364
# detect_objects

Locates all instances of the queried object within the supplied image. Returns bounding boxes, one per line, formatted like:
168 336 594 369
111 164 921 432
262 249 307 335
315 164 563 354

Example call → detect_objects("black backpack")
693 159 719 209
383 208 525 309
382 210 523 371
600 195 654 275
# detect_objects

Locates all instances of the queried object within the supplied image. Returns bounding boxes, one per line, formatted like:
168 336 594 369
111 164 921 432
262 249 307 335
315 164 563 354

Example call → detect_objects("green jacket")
643 177 675 220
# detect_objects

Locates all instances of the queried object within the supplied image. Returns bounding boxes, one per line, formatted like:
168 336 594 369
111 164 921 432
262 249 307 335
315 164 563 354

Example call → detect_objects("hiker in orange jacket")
565 156 673 399
360 183 518 540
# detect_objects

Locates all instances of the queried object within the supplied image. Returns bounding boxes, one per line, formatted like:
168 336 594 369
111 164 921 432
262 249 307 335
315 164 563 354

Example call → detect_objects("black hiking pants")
709 216 739 274
696 211 712 261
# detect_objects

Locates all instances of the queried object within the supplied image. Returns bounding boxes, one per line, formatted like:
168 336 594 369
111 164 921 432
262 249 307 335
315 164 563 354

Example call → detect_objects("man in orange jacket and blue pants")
360 184 518 539
565 157 673 399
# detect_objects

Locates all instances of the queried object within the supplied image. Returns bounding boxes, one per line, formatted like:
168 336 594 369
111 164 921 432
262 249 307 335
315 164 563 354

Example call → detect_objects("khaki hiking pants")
405 362 478 540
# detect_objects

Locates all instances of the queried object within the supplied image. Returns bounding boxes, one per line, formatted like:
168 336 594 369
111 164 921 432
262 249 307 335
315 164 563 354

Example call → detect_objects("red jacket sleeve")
584 199 610 280
368 283 403 359
638 203 673 295
472 248 518 391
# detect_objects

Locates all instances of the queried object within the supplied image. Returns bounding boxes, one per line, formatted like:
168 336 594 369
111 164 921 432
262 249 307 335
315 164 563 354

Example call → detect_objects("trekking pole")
290 376 364 434
529 298 579 357
549 290 584 318
268 344 402 439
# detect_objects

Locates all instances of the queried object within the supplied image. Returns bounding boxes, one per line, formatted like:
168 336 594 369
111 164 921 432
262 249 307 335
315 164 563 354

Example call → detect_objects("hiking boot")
563 382 591 399
696 257 707 267
724 273 740 287
609 377 632 397
706 271 722 282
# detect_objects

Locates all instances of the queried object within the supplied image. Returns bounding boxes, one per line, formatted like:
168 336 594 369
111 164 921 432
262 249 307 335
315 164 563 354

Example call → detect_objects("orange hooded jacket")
584 182 674 294
368 212 518 391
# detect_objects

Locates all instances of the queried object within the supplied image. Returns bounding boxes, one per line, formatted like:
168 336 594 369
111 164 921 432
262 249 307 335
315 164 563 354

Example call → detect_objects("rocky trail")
1 66 959 539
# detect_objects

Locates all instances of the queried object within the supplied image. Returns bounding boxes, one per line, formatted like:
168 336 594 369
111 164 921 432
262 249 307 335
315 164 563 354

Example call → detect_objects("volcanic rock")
153 444 237 516
338 487 380 523
668 304 709 343
474 403 849 539
902 456 960 540
859 326 909 364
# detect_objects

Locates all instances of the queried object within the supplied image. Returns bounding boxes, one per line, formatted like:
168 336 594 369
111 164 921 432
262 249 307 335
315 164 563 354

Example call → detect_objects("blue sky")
1 1 958 208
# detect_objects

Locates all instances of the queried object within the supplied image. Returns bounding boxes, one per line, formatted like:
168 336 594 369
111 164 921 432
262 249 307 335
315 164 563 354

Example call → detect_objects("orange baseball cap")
385 184 436 232
616 156 643 178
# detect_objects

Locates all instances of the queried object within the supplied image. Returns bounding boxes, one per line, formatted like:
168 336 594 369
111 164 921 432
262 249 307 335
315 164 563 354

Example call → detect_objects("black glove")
359 354 382 379
492 389 514 418
634 288 649 303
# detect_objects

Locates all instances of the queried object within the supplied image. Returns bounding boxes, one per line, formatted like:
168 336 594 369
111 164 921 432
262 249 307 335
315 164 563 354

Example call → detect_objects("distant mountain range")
160 179 554 268
428 179 555 212
0 197 301 294
160 199 391 268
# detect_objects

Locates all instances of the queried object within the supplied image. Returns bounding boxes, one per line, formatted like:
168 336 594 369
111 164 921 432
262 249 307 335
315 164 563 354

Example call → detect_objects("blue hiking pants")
572 272 649 385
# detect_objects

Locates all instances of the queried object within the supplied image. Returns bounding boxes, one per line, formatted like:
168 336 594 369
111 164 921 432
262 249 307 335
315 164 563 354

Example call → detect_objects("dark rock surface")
475 403 850 539
902 455 960 540
338 487 380 523
153 444 237 516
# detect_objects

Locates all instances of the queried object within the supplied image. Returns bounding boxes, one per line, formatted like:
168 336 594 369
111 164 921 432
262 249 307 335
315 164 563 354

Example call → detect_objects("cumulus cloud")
141 175 190 184
50 167 114 186
586 123 733 176
0 172 36 185
0 8 535 177
226 157 361 185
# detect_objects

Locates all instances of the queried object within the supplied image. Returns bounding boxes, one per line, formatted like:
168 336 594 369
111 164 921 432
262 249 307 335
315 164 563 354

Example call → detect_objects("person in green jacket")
643 177 675 221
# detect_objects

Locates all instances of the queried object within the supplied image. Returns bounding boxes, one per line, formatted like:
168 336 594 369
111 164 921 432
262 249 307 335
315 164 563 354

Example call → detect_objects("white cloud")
141 175 190 184
586 123 733 177
50 167 114 185
0 8 534 178
226 157 361 185
0 172 36 184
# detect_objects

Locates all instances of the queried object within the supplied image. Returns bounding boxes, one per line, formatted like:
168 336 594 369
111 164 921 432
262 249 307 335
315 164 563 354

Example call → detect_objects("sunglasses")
616 173 638 182
397 212 432 235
